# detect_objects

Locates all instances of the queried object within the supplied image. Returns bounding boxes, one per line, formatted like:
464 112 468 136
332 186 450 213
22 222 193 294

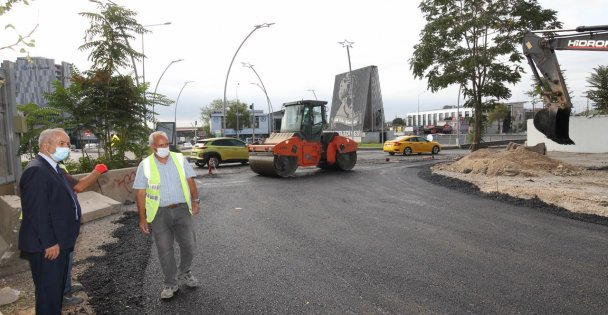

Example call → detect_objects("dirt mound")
434 147 582 177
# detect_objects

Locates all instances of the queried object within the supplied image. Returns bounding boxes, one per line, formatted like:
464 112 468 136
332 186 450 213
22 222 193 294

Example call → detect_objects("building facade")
406 105 473 129
405 102 529 134
209 110 271 140
14 57 71 107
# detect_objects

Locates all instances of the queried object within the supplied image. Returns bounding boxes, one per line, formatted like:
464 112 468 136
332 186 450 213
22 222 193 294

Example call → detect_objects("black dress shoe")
63 294 84 306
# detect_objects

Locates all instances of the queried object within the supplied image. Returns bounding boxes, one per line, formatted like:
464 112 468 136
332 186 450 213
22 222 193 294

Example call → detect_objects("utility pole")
236 83 240 139
379 109 384 143
339 39 355 140
250 103 256 142
456 85 461 148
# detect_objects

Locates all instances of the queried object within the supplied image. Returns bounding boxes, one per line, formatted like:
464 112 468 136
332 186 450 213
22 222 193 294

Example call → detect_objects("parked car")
188 137 249 167
83 143 99 150
245 137 264 144
383 135 441 156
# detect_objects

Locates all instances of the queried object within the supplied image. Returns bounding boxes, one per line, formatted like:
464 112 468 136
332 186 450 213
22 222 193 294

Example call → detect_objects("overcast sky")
1 0 605 126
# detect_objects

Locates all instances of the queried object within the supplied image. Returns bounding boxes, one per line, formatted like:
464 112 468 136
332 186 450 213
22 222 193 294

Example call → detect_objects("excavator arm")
522 25 608 145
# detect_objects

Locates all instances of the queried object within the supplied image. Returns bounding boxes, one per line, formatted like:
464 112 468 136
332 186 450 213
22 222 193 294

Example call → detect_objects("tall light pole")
222 23 274 137
142 22 171 88
173 80 194 145
250 82 272 135
139 22 171 126
236 83 240 138
456 85 462 148
151 58 183 127
417 90 426 135
339 39 355 139
250 103 256 141
307 89 318 100
243 62 273 133
191 121 198 141
378 108 384 143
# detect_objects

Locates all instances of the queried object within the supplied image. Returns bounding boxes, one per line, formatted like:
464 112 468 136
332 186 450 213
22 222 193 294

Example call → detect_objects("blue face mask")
51 147 70 162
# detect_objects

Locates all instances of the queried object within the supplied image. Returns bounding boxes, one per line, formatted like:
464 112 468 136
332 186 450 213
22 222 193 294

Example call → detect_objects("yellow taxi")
188 137 249 167
383 135 441 156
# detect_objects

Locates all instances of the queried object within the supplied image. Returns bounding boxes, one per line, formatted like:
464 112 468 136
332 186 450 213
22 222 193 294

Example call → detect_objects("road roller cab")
249 100 358 177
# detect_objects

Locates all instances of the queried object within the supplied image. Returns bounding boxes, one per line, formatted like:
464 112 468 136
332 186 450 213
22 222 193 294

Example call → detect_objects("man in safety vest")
133 131 201 300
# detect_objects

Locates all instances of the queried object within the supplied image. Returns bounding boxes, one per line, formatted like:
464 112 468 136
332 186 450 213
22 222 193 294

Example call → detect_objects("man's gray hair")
39 128 68 147
148 131 168 145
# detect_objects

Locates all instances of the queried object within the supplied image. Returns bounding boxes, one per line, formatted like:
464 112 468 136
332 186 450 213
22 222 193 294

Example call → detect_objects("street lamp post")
250 103 256 141
173 80 194 145
339 39 355 139
307 89 318 100
236 83 240 139
142 22 171 88
191 121 198 141
138 22 171 127
243 62 273 134
378 109 384 143
222 23 274 137
250 83 272 136
151 58 183 127
456 85 462 148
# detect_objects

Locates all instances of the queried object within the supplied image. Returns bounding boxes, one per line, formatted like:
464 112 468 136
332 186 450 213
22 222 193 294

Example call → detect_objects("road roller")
249 100 358 177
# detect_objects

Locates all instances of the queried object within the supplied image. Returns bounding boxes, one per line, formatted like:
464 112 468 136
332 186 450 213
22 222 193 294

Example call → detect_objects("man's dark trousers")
27 249 70 315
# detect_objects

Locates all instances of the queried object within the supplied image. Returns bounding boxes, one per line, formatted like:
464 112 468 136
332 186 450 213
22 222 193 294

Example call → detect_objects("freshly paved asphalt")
141 151 608 314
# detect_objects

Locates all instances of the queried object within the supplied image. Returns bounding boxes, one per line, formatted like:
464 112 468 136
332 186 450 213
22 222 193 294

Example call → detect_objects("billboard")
156 122 176 143
329 65 384 136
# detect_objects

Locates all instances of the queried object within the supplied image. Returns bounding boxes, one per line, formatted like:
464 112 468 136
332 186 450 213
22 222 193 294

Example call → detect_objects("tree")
16 103 64 159
586 65 608 114
487 103 510 133
200 99 224 129
199 99 252 136
0 0 37 54
78 0 158 163
45 70 155 167
226 101 252 131
79 0 145 74
410 0 560 151
392 117 405 126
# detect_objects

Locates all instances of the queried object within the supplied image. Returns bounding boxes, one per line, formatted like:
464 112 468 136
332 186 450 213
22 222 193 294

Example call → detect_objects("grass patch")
358 143 383 149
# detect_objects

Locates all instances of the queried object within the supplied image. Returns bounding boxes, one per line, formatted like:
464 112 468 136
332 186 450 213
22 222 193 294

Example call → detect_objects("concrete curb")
0 192 121 277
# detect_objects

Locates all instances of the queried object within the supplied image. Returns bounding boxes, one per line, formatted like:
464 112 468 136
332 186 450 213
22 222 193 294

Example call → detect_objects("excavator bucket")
533 105 574 145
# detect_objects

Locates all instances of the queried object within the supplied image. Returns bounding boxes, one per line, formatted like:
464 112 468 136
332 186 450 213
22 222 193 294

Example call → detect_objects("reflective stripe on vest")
142 152 192 223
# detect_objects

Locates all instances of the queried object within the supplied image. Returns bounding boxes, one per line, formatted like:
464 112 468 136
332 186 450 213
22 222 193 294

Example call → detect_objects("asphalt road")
140 150 608 314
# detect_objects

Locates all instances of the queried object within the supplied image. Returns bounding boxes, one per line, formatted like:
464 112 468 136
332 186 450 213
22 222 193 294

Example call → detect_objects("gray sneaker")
63 293 84 306
178 272 200 288
160 285 179 300
70 281 84 293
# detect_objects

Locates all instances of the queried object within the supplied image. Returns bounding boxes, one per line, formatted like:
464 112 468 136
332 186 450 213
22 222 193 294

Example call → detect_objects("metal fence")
432 133 527 146
0 61 20 186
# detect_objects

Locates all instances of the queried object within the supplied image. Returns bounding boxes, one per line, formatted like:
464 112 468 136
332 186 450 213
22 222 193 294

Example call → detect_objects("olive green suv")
188 137 249 167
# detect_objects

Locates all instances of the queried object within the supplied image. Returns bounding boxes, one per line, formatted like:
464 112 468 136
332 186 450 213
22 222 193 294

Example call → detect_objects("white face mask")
51 147 70 162
155 147 170 158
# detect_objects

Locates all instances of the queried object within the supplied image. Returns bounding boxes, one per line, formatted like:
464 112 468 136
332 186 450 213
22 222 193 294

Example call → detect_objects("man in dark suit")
19 128 81 315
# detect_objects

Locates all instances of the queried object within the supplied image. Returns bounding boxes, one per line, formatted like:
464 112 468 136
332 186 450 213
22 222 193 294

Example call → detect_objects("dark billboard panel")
329 66 384 137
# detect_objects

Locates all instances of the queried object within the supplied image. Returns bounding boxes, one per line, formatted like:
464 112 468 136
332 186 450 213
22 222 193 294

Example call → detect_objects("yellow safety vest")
142 152 191 223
